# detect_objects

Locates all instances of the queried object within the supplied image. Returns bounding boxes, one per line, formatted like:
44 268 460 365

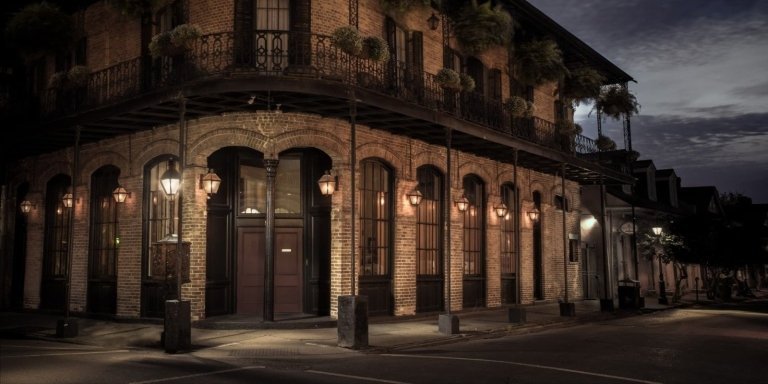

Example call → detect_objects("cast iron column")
264 158 279 321
561 165 568 304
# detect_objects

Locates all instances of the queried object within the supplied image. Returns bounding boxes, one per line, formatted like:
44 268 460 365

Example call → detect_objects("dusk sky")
528 0 768 203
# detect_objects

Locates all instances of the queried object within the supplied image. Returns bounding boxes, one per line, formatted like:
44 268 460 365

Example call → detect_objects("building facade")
1 0 633 321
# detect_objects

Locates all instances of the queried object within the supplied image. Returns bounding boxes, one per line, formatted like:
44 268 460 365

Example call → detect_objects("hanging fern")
149 24 201 58
514 39 569 86
331 25 363 56
596 135 617 151
562 67 605 105
596 84 640 120
436 68 462 90
67 65 92 88
5 3 74 59
361 36 390 62
451 0 513 55
460 73 476 92
505 96 528 117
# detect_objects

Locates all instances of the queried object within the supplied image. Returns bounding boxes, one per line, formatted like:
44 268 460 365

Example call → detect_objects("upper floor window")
254 0 289 31
554 194 569 211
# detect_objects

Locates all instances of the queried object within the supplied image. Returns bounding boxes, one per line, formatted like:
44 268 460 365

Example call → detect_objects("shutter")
386 17 398 85
489 69 502 101
411 31 423 73
289 0 311 66
234 0 254 66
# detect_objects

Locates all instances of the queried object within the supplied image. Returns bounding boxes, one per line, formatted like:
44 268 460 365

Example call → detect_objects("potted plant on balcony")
361 36 390 62
459 73 476 92
67 65 91 89
504 96 535 118
562 67 605 106
5 2 74 61
596 135 617 151
451 0 512 55
435 68 462 90
514 39 569 86
331 25 363 57
148 23 201 58
596 84 640 120
556 120 582 137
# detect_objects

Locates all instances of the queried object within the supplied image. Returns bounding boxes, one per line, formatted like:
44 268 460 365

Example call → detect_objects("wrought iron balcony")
34 30 601 158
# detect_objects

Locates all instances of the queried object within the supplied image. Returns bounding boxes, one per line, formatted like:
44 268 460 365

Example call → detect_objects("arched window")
533 190 544 300
416 165 444 312
359 159 393 316
40 174 71 310
88 165 120 315
462 174 485 308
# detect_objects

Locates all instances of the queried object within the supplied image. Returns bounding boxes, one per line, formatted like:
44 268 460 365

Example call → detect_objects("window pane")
240 164 266 214
276 158 301 214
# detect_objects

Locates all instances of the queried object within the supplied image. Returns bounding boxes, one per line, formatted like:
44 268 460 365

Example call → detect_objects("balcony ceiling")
2 75 631 186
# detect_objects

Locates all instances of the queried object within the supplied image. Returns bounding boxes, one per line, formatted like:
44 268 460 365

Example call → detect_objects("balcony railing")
36 30 602 157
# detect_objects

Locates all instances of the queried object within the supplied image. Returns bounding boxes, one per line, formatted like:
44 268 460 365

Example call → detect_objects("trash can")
618 279 640 309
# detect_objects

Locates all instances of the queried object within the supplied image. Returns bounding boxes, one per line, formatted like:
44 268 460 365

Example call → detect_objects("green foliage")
595 135 617 151
452 0 513 55
562 67 605 105
331 25 363 56
4 2 74 59
459 73 476 92
436 68 461 90
149 24 201 58
556 120 582 136
514 39 569 86
378 0 430 13
67 65 91 88
596 85 640 119
361 36 390 62
504 96 534 117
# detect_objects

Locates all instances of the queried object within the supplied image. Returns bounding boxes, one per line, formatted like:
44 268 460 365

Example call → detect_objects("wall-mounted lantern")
527 207 540 223
20 200 35 214
494 202 508 218
455 194 470 212
407 188 423 206
62 192 75 208
317 170 337 196
199 169 221 199
112 186 131 203
652 226 663 236
427 12 440 31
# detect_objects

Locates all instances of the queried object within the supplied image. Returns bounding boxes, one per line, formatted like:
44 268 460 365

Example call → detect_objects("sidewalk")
0 294 719 354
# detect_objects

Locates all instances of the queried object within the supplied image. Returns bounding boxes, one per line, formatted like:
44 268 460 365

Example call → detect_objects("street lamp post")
652 226 668 305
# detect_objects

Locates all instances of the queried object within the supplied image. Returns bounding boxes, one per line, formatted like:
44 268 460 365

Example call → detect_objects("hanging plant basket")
361 36 390 62
331 25 363 56
148 24 201 58
514 39 569 86
48 71 68 90
596 135 617 151
5 3 74 60
67 66 91 88
562 67 605 105
459 73 476 92
596 85 640 120
451 0 513 55
504 96 528 117
436 68 462 90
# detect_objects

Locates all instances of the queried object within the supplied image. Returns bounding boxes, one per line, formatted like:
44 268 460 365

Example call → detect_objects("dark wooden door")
237 227 265 315
275 228 302 314
236 226 303 315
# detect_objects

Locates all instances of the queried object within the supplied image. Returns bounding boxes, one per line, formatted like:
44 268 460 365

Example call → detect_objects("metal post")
658 255 668 305
350 91 357 295
513 150 520 305
176 96 186 302
264 158 279 321
445 127 452 314
599 181 613 311
58 126 81 337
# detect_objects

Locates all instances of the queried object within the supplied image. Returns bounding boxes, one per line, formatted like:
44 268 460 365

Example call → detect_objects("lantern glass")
407 188 423 206
317 171 336 196
62 193 74 208
20 200 33 213
160 161 181 198
455 195 470 212
652 226 663 236
528 207 540 222
494 202 508 218
201 170 222 197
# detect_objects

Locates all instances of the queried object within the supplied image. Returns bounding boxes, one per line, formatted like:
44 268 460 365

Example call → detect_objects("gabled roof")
680 186 724 217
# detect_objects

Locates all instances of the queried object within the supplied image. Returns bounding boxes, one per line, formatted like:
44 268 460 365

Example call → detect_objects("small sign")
281 248 292 253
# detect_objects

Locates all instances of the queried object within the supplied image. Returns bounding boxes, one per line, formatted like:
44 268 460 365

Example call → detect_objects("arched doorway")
88 165 121 315
40 174 71 312
205 147 331 317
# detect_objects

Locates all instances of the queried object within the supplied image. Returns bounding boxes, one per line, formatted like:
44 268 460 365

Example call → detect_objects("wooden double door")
237 226 303 315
